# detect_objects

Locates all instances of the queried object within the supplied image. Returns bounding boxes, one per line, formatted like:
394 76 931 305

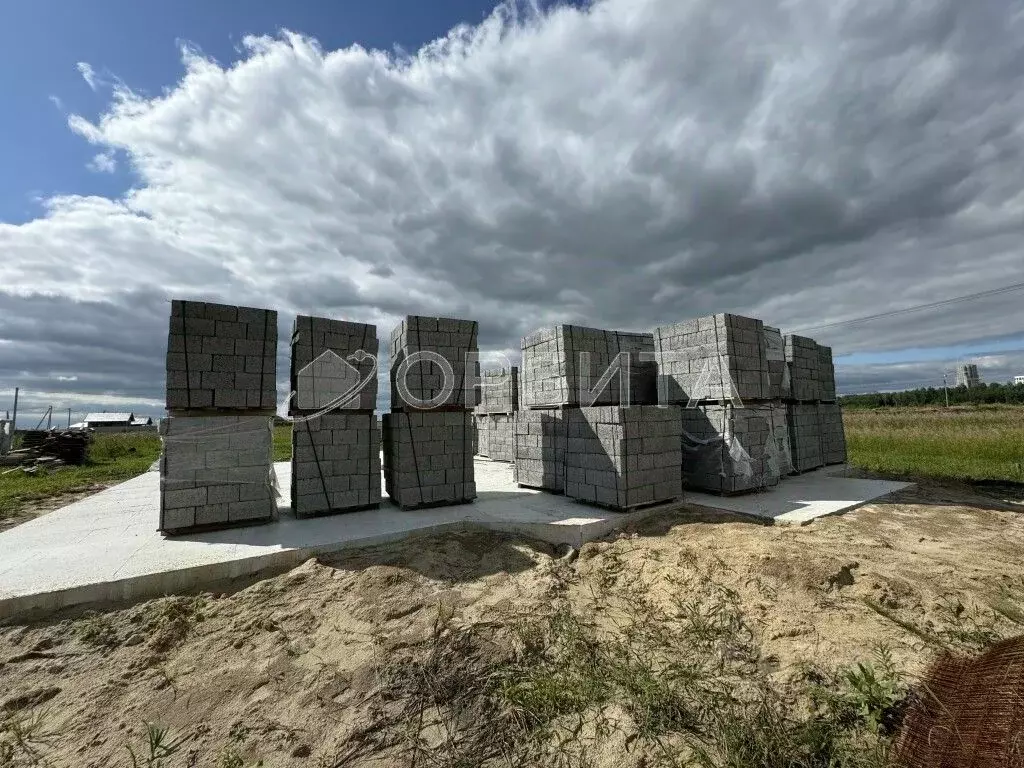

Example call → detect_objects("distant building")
955 364 981 388
82 412 156 432
84 412 135 428
1015 375 1024 386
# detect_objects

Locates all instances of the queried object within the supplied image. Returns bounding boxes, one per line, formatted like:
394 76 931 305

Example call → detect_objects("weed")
126 722 188 768
76 611 119 648
0 707 56 767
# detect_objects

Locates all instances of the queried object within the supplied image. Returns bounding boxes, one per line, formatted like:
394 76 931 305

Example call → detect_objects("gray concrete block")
292 413 381 517
681 403 782 493
390 316 479 410
383 411 476 508
165 300 277 411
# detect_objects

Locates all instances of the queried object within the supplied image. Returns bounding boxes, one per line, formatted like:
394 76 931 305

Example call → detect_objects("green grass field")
0 432 163 521
273 424 292 462
844 405 1024 483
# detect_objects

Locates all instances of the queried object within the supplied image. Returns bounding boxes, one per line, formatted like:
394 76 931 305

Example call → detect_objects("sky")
1 0 1024 424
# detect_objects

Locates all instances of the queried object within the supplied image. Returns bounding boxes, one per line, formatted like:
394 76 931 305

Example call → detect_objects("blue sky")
1 0 529 223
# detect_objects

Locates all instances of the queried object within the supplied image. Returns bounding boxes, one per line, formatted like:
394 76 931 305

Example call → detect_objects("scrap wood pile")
0 428 92 473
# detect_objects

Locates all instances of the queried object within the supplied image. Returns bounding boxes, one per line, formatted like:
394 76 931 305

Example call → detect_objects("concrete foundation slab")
685 464 910 525
0 461 910 621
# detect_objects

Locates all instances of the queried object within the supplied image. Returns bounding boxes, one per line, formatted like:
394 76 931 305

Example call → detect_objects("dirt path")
1 478 1022 767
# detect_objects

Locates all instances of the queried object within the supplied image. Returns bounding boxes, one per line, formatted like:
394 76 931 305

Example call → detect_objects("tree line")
841 381 1024 408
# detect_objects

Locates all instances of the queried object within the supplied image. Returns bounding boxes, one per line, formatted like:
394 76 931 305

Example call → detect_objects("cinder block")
654 314 771 404
681 403 781 493
476 368 520 415
383 411 475 508
818 403 847 465
290 315 378 414
784 334 820 402
165 299 277 411
159 415 274 533
291 413 381 517
389 316 479 410
521 326 656 409
787 403 824 472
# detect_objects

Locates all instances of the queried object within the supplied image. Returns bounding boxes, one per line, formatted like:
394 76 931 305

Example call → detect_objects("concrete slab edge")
0 509 663 623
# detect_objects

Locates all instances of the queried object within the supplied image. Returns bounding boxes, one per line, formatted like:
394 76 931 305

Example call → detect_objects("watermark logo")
288 348 378 424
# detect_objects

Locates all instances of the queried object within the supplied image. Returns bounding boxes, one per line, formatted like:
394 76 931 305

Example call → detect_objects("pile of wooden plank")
0 428 91 472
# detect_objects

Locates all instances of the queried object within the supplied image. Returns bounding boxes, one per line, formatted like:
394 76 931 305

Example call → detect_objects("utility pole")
68 409 72 429
943 373 950 407
11 387 18 431
47 408 52 430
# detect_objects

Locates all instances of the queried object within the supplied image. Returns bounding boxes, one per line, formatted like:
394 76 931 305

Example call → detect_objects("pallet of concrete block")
784 334 820 402
817 345 837 402
167 300 278 411
291 413 381 517
159 415 276 535
654 314 771 404
521 326 657 409
680 404 786 494
513 408 566 492
563 406 682 510
763 326 791 400
818 403 847 465
787 403 823 472
389 316 479 410
478 367 519 414
476 413 514 462
382 411 475 509
290 315 377 413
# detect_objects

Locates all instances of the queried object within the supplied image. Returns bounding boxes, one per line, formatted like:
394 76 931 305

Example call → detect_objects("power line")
786 281 1024 334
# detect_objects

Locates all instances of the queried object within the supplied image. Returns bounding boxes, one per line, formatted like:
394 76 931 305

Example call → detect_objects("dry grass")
844 406 1024 483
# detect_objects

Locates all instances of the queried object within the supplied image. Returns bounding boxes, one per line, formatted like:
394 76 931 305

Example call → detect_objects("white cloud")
87 152 117 173
76 61 100 91
2 0 1024 415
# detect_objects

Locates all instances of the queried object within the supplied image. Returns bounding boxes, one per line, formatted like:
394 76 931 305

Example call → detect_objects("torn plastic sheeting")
681 429 754 480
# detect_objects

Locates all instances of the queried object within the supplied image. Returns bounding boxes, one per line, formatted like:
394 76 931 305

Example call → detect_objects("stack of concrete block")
292 413 381 516
160 300 278 535
288 315 381 518
521 326 657 408
768 402 794 476
787 403 823 472
474 367 518 462
478 367 519 414
166 301 277 410
383 316 478 508
389 316 479 410
784 334 820 402
818 403 847 465
763 326 790 400
159 415 276 534
289 315 377 413
513 408 566 492
563 406 682 509
476 413 515 462
817 345 837 402
680 404 781 494
653 314 771 404
382 410 475 507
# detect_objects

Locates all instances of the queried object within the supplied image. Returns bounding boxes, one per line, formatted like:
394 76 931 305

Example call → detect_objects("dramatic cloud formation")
3 0 1024 420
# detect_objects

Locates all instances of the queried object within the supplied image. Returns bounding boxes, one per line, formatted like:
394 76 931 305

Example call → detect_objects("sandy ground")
1 477 1022 767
